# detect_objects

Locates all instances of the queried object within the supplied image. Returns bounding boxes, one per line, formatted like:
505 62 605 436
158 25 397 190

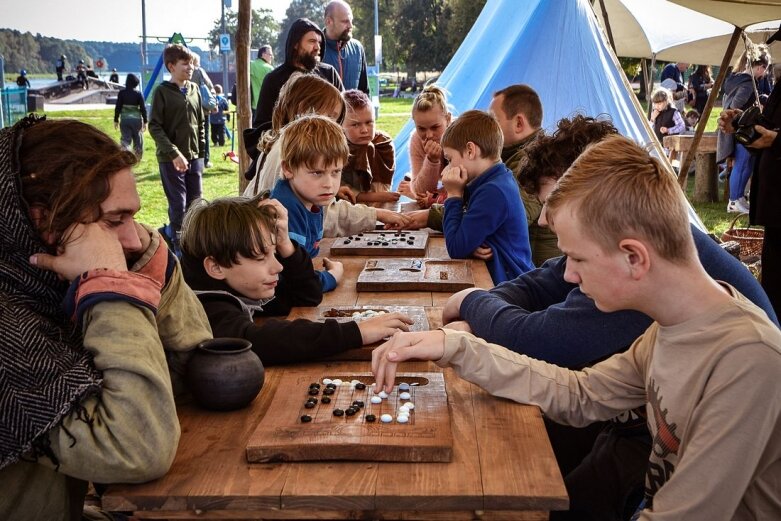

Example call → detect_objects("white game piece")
399 391 411 400
380 414 393 423
378 391 389 399
398 383 410 391
332 378 343 386
322 378 333 385
404 401 415 410
396 414 409 423
398 405 410 414
370 396 383 404
410 382 420 386
352 312 361 318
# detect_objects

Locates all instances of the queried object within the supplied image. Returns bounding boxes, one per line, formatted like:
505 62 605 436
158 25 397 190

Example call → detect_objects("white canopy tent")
671 0 781 28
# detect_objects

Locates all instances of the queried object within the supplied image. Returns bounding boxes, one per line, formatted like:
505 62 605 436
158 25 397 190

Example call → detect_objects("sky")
0 0 293 43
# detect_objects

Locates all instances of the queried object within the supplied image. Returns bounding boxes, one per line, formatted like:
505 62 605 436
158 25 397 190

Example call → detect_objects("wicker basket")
721 213 764 259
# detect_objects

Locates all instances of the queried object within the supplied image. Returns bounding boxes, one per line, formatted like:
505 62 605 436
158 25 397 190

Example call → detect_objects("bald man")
323 0 368 94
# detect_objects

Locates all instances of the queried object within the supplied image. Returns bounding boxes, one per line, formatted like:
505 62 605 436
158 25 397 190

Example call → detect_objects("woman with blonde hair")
398 84 453 205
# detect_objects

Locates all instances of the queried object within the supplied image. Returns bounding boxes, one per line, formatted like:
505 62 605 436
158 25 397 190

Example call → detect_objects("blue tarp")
392 0 658 187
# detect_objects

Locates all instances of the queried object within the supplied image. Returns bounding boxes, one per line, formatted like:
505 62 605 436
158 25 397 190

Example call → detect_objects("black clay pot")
186 338 265 411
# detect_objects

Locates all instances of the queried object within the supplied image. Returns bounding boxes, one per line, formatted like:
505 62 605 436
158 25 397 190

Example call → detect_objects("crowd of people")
2 2 780 520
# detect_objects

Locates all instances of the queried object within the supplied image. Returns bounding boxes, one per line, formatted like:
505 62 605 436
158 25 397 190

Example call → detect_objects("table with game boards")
101 235 569 520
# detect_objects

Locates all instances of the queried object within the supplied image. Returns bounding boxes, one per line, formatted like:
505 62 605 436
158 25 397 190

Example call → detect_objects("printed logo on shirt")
644 379 682 507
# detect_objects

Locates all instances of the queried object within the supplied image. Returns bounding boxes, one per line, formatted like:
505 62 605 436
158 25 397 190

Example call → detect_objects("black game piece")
308 388 319 396
301 415 312 423
304 401 316 409
365 414 376 422
323 388 335 395
352 400 364 408
355 382 366 390
333 408 345 417
345 407 357 416
321 396 332 404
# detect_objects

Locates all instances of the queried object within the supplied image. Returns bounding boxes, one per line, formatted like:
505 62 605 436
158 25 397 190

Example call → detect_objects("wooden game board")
246 372 452 463
319 305 430 332
356 258 475 292
330 231 429 256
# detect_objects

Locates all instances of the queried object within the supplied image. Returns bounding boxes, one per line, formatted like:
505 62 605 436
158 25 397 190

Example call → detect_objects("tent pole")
677 26 742 189
598 0 617 54
237 0 252 191
647 54 656 119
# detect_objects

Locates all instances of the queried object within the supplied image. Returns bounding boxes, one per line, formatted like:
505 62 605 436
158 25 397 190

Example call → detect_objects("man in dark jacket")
323 0 368 94
251 18 343 133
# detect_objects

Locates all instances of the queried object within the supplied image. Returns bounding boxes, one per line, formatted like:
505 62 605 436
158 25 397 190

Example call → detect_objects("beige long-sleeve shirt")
438 286 781 520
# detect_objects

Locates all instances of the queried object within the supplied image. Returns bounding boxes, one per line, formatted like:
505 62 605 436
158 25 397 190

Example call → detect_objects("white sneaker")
727 197 750 214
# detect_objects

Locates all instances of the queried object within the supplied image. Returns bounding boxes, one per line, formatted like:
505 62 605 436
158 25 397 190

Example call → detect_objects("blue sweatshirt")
271 178 337 292
459 225 779 369
443 162 534 284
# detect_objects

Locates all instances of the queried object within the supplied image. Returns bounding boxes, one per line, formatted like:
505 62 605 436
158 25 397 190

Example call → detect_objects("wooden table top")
663 132 718 153
102 235 568 520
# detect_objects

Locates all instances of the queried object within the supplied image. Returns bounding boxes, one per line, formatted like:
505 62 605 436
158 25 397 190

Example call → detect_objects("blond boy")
270 114 348 292
439 110 533 283
373 135 781 519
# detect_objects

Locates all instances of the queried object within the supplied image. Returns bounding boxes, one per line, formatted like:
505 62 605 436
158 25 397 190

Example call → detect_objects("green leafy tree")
389 0 451 76
446 0 486 52
275 0 327 59
208 8 279 52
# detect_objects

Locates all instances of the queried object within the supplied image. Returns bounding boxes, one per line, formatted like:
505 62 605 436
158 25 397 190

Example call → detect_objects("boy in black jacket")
114 73 147 159
180 195 412 365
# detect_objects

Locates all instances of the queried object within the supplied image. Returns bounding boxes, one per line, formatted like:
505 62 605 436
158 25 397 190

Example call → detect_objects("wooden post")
678 26 742 189
237 0 252 193
598 0 617 55
693 152 718 202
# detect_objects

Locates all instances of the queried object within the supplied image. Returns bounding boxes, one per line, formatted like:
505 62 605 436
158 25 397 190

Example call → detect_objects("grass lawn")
43 98 737 236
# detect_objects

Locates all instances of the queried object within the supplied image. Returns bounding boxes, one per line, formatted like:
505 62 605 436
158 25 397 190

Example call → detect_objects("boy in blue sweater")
440 110 533 284
271 114 349 292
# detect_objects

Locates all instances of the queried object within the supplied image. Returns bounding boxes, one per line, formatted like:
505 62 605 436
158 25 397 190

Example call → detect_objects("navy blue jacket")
443 162 533 284
459 225 779 368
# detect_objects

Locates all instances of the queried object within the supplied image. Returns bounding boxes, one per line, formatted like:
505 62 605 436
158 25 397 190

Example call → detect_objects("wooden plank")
129 509 550 520
331 230 429 257
357 259 474 292
247 371 452 463
432 259 493 307
356 292 433 307
375 369 484 512
102 368 291 513
472 388 569 512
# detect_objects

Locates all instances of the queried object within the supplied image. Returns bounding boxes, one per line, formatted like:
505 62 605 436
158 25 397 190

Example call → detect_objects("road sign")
219 33 231 53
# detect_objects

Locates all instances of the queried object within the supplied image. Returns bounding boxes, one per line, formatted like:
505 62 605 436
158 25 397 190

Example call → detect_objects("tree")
208 8 279 52
275 0 327 59
389 0 451 76
446 0 486 52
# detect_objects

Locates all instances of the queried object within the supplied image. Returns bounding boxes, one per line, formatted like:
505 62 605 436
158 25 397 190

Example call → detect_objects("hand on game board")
376 209 412 230
323 257 344 284
402 210 430 230
357 312 414 344
441 164 468 198
258 198 295 258
372 330 446 393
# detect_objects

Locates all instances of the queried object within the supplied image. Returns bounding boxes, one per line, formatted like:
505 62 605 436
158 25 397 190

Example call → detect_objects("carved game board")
356 258 475 292
246 372 452 463
330 231 429 256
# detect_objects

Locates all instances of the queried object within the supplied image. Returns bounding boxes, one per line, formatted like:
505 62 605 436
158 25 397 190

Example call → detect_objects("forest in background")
2 0 487 78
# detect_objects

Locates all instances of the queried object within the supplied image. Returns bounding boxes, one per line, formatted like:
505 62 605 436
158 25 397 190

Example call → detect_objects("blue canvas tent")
392 0 658 184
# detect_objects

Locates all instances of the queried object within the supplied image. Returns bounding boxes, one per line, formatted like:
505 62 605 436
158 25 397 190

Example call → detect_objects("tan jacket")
0 227 212 521
437 286 781 520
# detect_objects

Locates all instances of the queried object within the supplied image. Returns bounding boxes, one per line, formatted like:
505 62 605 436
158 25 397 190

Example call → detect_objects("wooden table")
663 133 720 202
102 237 568 520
